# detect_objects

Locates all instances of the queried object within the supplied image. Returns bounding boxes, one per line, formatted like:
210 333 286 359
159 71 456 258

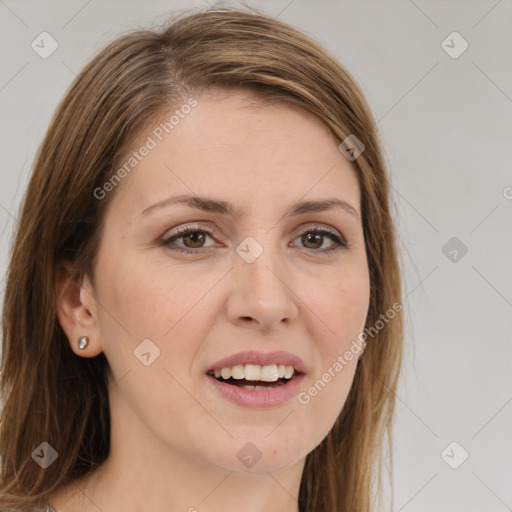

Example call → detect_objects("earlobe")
55 263 103 358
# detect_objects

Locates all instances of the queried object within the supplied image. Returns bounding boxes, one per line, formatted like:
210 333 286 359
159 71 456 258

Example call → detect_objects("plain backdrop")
1 1 511 511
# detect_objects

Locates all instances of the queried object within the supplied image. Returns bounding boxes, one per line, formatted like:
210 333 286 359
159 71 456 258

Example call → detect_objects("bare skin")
52 89 370 512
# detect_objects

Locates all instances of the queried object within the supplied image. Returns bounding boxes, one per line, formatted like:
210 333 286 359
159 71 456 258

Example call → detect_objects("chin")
199 431 311 475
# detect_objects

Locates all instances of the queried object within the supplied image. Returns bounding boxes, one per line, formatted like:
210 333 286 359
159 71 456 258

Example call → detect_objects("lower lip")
206 374 306 408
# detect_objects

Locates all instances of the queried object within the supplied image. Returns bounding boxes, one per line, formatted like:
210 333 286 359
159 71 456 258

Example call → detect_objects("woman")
0 6 403 512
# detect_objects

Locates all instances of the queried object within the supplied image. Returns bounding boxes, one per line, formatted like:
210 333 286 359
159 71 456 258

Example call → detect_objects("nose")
226 243 299 332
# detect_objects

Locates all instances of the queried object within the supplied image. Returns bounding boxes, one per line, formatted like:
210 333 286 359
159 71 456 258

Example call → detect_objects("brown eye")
180 231 208 249
301 231 323 249
291 227 347 254
161 226 217 253
161 224 347 255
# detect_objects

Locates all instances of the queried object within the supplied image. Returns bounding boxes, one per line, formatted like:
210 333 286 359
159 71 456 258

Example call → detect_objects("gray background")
1 1 511 511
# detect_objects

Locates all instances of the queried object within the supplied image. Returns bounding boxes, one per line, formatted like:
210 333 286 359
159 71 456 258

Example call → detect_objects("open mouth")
206 364 299 391
207 372 293 390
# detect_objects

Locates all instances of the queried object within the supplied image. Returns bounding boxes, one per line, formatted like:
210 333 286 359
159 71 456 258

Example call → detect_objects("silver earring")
77 336 89 350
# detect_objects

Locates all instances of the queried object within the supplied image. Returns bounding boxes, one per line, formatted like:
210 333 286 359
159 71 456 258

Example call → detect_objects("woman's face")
84 89 370 475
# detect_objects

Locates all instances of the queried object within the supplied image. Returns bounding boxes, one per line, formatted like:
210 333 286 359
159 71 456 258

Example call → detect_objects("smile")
207 363 296 389
205 351 306 407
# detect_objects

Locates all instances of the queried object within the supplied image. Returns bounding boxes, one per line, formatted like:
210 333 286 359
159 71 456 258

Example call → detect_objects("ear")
55 262 103 358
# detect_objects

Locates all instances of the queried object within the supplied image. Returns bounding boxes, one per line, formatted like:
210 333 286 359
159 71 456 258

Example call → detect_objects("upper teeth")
214 364 295 382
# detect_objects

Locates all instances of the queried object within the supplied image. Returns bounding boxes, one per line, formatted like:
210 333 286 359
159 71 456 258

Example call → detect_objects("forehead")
107 90 361 218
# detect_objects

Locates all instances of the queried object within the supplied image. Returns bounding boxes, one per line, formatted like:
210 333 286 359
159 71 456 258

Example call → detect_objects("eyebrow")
138 194 360 220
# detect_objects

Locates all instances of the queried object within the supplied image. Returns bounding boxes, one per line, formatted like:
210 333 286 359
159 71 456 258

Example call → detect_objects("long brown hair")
0 6 403 511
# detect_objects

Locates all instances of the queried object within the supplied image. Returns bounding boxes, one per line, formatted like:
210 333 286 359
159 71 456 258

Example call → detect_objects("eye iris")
184 231 206 248
302 232 322 249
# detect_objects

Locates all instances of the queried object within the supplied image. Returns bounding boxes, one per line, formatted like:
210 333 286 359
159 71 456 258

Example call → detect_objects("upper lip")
207 350 307 374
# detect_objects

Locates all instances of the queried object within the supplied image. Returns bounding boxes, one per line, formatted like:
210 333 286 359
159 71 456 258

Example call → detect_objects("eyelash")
161 224 348 255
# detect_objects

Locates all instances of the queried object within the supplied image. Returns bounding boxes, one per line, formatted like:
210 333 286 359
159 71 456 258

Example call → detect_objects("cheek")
294 261 368 432
92 253 218 451
294 357 358 454
95 247 213 338
302 259 370 352
94 248 224 387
